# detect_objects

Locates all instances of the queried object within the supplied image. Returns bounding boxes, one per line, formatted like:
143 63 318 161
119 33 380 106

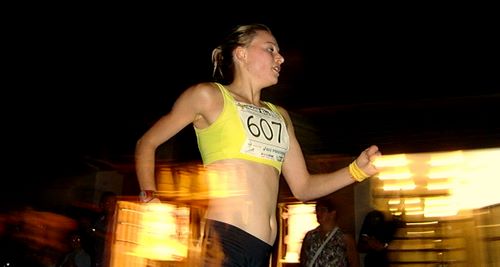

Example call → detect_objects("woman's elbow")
285 176 313 202
290 189 313 202
135 137 158 156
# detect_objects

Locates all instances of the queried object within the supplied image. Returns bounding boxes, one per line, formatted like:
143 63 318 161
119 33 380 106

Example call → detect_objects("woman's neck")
227 82 262 106
319 223 337 236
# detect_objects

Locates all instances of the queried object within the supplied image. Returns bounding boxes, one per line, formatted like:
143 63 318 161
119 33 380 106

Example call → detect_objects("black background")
3 5 499 201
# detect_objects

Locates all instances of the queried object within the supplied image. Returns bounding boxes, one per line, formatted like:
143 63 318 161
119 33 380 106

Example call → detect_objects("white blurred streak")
377 168 413 180
111 201 191 267
376 147 500 217
281 203 318 263
131 203 189 261
452 148 500 210
373 153 410 167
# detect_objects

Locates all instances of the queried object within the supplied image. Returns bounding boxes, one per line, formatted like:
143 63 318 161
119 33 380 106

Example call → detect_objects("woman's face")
240 30 285 86
315 205 334 224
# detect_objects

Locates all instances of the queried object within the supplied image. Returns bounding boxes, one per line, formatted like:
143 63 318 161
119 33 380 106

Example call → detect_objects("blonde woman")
135 23 381 266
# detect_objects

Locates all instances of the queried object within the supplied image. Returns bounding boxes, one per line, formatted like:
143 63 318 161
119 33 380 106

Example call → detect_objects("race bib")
236 102 289 162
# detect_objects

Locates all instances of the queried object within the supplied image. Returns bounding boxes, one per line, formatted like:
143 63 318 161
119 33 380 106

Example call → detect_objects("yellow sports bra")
195 83 290 172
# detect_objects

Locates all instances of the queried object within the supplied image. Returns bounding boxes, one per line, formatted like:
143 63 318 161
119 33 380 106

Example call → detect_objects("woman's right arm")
135 82 221 192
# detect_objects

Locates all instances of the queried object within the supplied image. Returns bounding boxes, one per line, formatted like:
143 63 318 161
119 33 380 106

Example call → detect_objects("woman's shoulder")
181 82 222 101
177 82 227 119
187 82 219 92
188 82 223 95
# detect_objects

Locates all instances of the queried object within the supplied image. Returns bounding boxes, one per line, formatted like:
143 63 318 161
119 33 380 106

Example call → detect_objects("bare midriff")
204 159 280 245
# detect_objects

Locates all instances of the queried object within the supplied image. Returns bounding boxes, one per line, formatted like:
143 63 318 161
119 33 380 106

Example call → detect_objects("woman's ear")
234 46 247 62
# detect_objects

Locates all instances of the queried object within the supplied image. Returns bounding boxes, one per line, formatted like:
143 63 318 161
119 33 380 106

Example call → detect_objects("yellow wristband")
349 160 369 182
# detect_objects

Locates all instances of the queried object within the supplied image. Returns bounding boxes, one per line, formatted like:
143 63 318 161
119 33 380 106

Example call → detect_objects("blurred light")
388 199 401 205
377 168 413 180
428 151 464 166
404 198 421 204
407 230 435 235
131 203 189 261
281 203 317 263
406 221 438 226
383 181 416 191
373 153 409 167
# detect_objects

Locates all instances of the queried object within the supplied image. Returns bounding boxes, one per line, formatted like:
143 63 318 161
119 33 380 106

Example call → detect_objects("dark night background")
3 5 499 207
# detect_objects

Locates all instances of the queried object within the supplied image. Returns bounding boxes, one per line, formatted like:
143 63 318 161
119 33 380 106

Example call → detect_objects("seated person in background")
357 210 400 267
91 191 117 267
300 197 359 267
57 231 91 267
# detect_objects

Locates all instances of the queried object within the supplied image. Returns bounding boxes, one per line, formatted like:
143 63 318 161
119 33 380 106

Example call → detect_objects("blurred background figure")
300 197 359 267
57 231 91 267
0 206 77 267
91 191 117 267
357 210 400 267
